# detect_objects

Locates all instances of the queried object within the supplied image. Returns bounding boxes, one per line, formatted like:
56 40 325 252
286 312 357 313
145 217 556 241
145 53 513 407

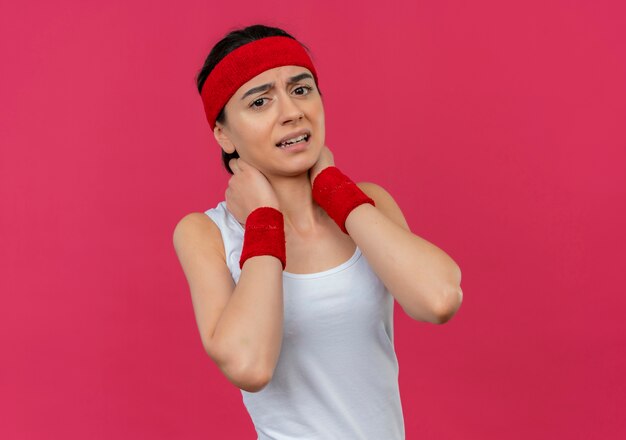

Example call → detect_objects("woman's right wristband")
239 206 286 270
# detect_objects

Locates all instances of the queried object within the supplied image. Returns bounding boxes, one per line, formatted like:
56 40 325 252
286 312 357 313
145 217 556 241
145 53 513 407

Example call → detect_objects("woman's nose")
277 91 304 123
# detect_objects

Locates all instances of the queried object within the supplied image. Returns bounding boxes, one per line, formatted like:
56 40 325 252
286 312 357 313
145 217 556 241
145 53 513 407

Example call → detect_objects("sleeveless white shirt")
204 200 405 440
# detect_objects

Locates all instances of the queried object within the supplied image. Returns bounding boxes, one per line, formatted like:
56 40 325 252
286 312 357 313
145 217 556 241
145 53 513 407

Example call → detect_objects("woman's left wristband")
312 166 375 234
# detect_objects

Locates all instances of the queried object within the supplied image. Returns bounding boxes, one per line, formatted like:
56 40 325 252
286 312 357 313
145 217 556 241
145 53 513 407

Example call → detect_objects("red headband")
200 36 319 130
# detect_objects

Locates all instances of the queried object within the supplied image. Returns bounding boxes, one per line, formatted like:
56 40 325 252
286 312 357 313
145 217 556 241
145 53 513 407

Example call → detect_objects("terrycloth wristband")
312 166 376 234
239 206 287 270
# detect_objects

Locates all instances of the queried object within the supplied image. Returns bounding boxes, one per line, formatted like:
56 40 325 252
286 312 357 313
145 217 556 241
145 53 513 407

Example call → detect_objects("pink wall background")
1 0 624 438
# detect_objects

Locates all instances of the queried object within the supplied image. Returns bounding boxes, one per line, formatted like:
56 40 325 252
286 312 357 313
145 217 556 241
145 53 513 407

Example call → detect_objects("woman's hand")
226 158 280 226
308 144 335 187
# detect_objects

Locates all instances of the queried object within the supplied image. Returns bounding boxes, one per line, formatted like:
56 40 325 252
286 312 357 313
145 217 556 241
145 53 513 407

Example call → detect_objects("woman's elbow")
434 287 463 324
219 353 274 393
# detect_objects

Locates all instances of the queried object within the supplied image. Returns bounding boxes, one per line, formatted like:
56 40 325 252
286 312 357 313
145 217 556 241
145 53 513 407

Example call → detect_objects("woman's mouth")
275 133 311 152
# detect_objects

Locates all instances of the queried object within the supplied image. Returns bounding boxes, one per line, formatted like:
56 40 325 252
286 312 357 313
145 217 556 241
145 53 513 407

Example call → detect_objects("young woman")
173 24 463 439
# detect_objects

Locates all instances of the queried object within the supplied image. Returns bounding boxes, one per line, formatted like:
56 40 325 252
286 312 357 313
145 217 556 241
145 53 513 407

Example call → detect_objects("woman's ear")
213 124 237 154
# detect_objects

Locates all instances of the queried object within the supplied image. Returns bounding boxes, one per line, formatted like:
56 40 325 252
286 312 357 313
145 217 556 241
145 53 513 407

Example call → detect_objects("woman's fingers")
230 157 252 172
229 158 239 173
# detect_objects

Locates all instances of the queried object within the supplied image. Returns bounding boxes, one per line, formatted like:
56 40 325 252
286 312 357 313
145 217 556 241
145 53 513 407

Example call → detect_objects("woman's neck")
266 171 326 236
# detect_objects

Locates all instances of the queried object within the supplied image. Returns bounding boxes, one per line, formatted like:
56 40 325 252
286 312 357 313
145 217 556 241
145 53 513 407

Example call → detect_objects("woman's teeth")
277 134 308 148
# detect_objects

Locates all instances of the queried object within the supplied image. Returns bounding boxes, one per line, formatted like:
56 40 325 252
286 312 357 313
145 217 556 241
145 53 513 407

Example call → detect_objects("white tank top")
204 200 405 440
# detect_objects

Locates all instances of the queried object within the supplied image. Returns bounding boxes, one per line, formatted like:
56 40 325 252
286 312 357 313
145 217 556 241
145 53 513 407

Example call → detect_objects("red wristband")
312 166 376 234
239 207 287 270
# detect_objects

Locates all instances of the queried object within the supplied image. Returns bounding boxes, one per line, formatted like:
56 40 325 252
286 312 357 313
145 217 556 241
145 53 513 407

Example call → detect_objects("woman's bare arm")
173 213 284 392
349 183 463 324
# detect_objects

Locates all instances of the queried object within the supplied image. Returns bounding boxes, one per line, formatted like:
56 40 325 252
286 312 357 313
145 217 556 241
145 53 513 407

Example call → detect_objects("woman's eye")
250 98 268 109
294 85 313 95
249 86 313 110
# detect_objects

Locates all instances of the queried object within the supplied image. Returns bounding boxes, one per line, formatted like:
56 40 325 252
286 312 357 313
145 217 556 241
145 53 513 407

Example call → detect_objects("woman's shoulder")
173 212 225 258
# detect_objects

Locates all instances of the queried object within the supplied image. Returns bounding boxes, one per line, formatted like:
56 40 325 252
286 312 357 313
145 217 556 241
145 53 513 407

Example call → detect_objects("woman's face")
214 65 325 175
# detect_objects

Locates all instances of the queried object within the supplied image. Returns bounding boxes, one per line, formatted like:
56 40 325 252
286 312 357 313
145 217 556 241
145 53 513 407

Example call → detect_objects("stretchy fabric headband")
200 36 319 130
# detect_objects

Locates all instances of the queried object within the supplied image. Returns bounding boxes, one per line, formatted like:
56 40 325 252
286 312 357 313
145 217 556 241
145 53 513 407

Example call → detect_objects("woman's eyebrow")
240 72 313 100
